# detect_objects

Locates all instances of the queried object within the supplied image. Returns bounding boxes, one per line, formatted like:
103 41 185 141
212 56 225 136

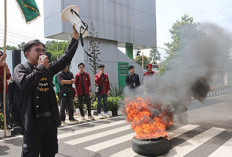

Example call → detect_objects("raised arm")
49 25 80 76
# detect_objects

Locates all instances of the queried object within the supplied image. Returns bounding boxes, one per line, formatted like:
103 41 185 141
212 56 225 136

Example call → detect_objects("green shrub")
92 96 122 111
107 96 121 110
0 113 4 130
74 94 96 109
109 86 124 98
92 100 99 110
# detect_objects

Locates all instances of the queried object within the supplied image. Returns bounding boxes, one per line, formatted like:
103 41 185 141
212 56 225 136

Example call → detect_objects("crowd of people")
0 25 157 156
52 62 111 126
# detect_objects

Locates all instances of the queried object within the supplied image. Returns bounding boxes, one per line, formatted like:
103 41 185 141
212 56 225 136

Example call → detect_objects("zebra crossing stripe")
169 124 199 139
110 124 199 157
65 125 131 145
110 147 137 157
58 120 126 139
168 127 225 156
208 137 232 157
84 133 134 152
183 130 232 157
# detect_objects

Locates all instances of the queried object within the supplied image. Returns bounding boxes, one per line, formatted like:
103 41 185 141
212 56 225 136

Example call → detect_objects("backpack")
9 62 32 126
53 74 59 93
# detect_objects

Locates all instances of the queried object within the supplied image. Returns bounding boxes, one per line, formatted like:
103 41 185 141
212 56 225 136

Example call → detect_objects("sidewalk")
61 110 109 126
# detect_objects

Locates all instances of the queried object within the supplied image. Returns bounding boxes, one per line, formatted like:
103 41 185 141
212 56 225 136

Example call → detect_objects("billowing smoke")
125 23 232 124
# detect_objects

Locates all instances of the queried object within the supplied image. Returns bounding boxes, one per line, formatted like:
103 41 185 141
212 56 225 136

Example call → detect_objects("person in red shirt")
0 51 12 129
143 64 155 78
95 64 110 119
75 63 94 120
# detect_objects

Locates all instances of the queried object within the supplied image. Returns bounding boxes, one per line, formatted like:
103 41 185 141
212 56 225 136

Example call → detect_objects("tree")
159 56 172 74
0 45 19 50
88 22 101 77
160 15 197 74
164 14 197 55
45 40 70 62
17 42 26 50
149 48 161 63
135 55 150 68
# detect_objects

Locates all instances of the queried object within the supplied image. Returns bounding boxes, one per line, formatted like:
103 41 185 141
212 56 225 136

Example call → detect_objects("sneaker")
81 116 86 121
98 114 104 119
88 115 95 120
61 121 67 126
7 124 12 130
104 112 110 118
69 118 78 122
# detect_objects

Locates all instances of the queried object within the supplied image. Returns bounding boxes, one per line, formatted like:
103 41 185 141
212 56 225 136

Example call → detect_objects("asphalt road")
0 94 232 157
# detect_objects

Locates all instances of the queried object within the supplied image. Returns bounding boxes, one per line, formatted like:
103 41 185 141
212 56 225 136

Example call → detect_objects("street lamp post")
142 51 144 69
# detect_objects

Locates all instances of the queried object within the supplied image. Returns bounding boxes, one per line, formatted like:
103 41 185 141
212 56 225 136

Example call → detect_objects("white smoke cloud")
125 23 232 120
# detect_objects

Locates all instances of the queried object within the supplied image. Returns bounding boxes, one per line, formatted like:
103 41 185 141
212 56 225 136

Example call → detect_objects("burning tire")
132 137 169 156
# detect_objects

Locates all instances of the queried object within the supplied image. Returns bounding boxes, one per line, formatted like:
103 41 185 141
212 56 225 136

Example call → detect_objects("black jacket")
125 73 141 89
13 38 79 131
57 71 74 94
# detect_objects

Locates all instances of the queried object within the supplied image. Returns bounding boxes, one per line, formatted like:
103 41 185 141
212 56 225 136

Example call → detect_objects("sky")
0 0 46 46
0 0 232 61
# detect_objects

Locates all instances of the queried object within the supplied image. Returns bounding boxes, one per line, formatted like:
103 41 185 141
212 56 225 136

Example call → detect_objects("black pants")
60 93 74 121
21 117 58 157
78 94 91 117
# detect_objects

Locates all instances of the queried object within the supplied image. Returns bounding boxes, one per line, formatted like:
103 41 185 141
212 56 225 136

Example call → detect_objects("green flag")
16 0 40 23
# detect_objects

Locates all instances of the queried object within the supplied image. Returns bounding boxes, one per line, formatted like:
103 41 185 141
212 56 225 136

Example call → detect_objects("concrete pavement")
0 94 232 157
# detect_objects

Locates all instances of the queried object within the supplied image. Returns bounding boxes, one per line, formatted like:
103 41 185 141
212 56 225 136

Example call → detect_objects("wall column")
126 44 133 59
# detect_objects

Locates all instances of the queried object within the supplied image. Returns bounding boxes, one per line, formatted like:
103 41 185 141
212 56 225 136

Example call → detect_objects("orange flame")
125 96 173 139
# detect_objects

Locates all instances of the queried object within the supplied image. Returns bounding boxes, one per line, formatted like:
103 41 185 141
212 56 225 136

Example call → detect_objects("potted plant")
111 97 119 116
92 97 119 116
92 100 99 116
109 86 125 116
107 97 120 116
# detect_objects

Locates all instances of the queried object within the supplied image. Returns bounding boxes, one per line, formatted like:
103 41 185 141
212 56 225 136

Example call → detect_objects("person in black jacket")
13 25 79 157
57 65 77 125
125 65 141 89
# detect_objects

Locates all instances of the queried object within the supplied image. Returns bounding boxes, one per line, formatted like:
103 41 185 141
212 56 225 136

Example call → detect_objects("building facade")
44 0 157 88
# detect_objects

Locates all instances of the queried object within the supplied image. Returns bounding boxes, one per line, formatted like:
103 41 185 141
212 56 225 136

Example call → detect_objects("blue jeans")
97 94 108 114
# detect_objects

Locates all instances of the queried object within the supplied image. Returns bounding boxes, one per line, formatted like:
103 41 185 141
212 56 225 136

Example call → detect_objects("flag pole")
3 0 8 137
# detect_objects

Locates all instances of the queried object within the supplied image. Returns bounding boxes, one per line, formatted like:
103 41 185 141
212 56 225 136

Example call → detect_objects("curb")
0 126 22 138
0 129 11 138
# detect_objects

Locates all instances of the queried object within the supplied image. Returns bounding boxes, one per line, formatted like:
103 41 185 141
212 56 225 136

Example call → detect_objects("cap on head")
146 64 152 69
